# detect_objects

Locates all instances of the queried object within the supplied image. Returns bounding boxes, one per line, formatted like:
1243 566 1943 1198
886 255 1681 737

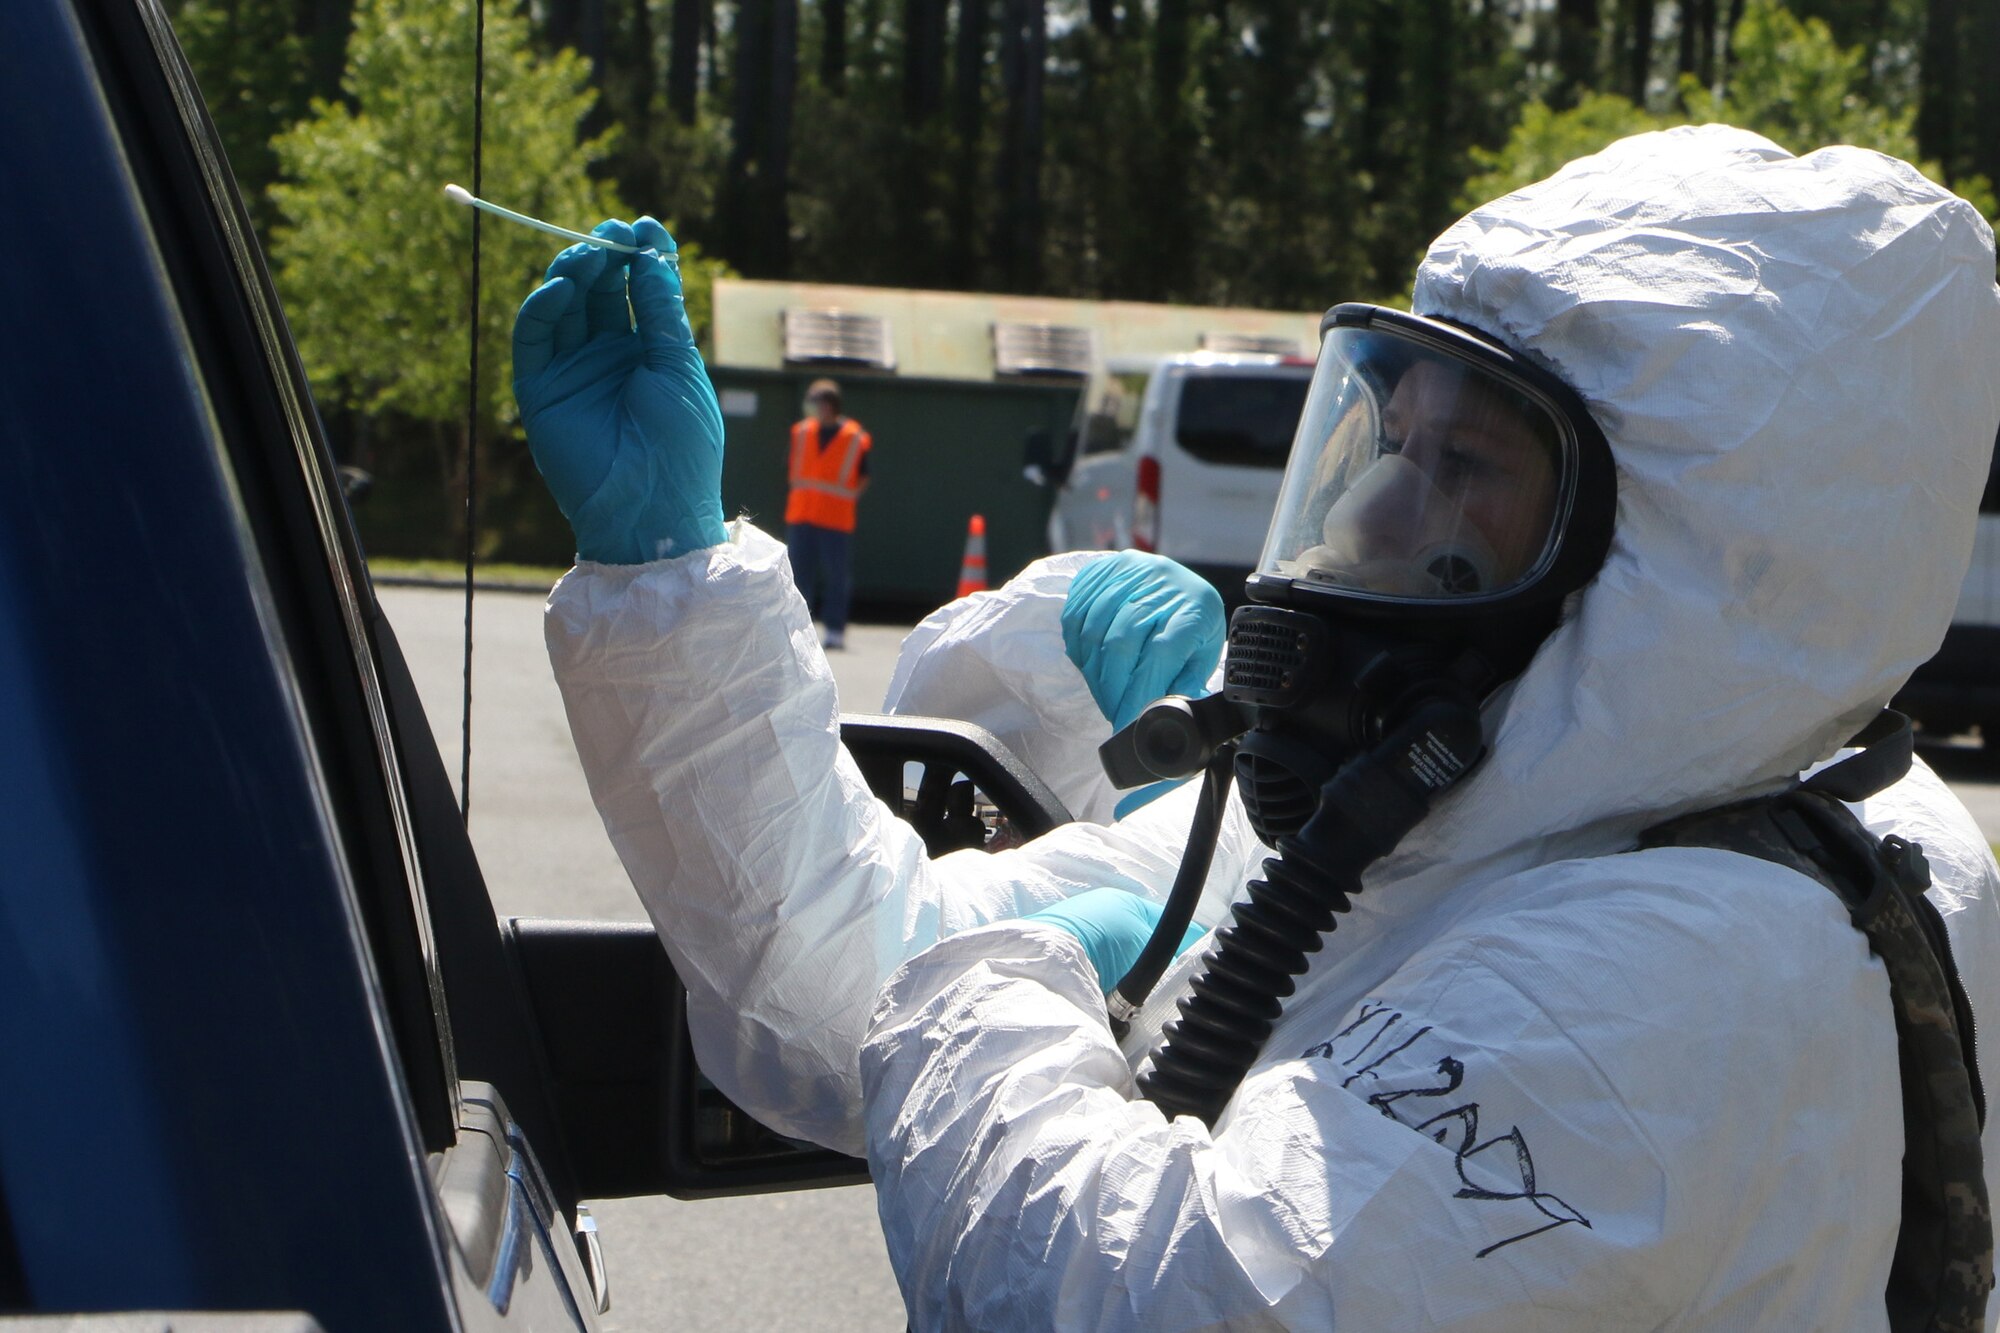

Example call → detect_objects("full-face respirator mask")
1100 305 1616 1125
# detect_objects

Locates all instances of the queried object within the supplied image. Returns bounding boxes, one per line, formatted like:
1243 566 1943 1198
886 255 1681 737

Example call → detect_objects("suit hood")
1366 124 2000 895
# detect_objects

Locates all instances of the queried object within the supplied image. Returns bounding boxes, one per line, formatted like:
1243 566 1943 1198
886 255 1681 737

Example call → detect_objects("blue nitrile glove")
1062 551 1226 730
1062 552 1226 818
1113 781 1181 822
1024 888 1206 996
512 217 727 564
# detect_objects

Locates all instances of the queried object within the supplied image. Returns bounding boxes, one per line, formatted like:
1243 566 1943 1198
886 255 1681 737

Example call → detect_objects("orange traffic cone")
956 514 989 599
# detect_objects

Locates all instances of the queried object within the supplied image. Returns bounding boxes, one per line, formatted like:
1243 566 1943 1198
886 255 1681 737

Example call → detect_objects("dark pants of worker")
786 522 853 634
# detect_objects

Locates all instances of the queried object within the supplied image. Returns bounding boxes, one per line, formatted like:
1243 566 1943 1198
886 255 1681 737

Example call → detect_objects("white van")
1897 449 2000 743
1046 353 1314 599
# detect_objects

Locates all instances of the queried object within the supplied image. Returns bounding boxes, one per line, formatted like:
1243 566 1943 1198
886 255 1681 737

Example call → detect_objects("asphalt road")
381 580 2000 1330
1916 740 2000 839
380 583 912 1332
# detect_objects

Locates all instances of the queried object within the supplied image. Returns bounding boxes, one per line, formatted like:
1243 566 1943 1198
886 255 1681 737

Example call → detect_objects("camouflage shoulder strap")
1639 710 1994 1333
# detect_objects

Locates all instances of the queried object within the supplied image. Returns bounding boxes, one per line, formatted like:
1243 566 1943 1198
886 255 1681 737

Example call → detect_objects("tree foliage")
269 0 621 434
184 0 1999 314
1466 0 1994 221
264 0 729 557
171 0 312 234
1459 92 1667 208
1682 0 1921 158
167 0 1999 558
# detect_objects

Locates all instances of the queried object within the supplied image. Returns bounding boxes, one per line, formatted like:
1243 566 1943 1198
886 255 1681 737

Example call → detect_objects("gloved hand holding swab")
443 183 646 256
512 214 722 562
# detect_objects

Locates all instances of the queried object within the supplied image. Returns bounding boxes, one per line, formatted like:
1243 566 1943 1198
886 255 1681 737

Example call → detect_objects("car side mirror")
1022 426 1073 489
337 464 373 506
839 713 1071 853
509 713 1073 1203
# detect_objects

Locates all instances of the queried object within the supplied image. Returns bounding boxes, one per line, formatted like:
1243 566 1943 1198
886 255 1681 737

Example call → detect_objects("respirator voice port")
1223 608 1328 708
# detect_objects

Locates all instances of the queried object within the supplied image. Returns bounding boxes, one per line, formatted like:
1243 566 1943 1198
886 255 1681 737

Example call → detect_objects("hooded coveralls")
545 128 2000 1329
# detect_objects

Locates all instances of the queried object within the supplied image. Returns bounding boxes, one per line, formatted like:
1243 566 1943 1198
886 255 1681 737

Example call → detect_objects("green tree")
1467 1 1993 220
1692 0 1994 212
1459 91 1670 205
271 0 621 438
269 0 729 556
715 0 801 276
492 0 1991 315
1681 0 1917 157
171 0 312 236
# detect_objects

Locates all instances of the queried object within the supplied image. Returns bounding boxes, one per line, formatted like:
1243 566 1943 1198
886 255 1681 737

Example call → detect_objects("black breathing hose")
1106 752 1237 1040
1138 695 1485 1127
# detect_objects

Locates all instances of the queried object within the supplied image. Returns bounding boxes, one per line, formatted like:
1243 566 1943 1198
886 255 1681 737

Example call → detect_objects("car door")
0 0 598 1323
1050 366 1152 552
13 7 1090 1327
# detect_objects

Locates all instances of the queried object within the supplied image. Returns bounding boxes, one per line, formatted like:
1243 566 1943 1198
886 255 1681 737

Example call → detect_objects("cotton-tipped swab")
443 183 641 254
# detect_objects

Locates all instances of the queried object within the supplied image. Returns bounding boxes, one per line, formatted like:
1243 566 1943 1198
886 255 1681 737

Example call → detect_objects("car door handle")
574 1203 611 1315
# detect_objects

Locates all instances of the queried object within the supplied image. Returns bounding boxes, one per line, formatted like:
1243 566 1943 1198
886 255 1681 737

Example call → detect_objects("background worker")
785 378 871 650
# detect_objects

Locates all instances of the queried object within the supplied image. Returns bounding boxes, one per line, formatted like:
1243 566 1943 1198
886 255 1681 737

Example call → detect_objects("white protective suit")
547 127 2000 1329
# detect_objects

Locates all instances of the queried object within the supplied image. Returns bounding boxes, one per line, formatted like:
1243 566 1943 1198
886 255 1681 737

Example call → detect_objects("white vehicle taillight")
1133 456 1160 552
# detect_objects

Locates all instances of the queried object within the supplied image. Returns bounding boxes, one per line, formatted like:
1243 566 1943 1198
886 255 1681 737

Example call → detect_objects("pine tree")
1466 0 1994 222
172 0 313 236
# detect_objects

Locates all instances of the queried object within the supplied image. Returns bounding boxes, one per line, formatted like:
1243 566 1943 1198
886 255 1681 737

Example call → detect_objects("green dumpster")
713 367 1081 614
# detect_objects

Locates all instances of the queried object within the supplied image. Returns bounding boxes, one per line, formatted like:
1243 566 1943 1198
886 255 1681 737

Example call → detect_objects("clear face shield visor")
1259 320 1583 605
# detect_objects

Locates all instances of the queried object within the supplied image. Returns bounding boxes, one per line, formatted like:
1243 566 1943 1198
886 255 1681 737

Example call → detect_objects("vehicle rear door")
1153 363 1312 573
1051 367 1152 551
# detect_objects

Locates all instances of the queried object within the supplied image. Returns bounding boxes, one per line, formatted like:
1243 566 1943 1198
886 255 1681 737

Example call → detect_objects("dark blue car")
0 0 1076 1324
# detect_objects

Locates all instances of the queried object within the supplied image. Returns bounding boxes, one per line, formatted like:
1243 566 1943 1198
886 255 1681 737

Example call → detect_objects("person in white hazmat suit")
514 126 2000 1329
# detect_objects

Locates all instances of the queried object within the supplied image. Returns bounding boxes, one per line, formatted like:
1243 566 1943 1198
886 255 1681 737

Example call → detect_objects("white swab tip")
443 183 474 205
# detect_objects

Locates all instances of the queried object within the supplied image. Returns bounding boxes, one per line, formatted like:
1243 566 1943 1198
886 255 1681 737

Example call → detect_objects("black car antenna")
457 0 488 822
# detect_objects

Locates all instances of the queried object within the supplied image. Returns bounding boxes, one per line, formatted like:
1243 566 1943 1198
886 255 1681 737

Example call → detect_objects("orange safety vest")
785 417 871 533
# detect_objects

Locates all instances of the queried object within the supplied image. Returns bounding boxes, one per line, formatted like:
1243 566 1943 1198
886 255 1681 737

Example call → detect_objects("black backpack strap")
1800 708 1918 802
1639 712 1993 1333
